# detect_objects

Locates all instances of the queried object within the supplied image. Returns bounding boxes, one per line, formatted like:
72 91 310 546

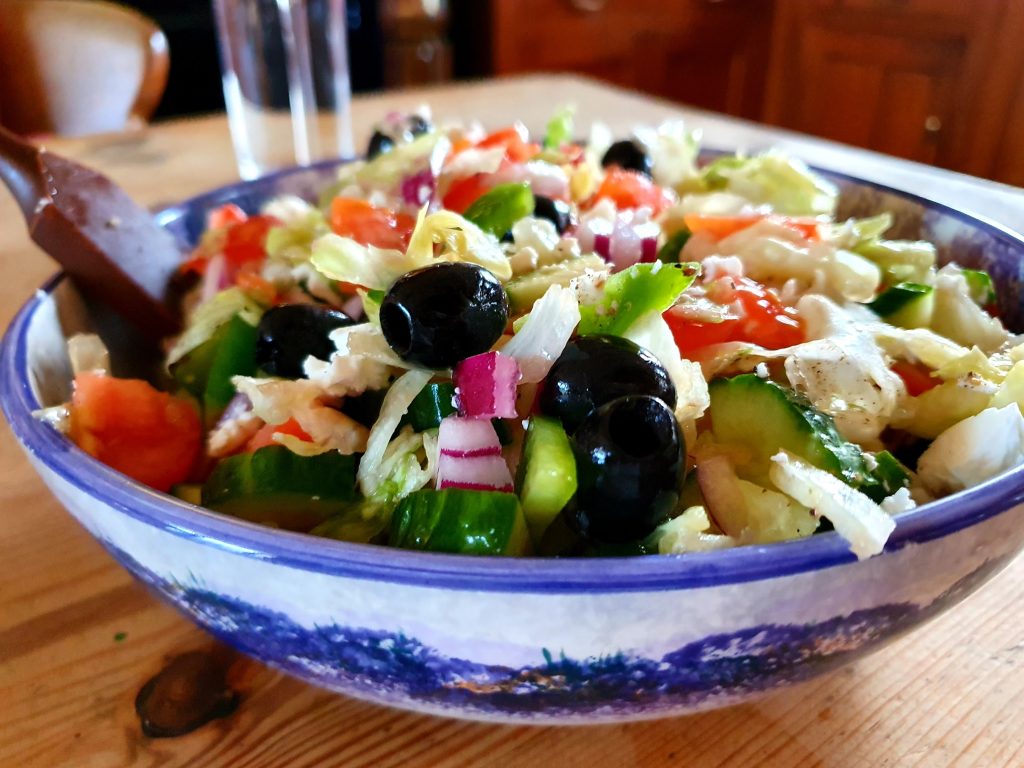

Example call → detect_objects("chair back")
0 0 169 136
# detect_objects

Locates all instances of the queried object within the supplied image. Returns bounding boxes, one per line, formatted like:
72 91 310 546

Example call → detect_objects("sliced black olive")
569 395 685 543
255 304 357 378
532 195 575 235
379 263 508 369
366 130 394 159
601 139 653 178
539 335 676 434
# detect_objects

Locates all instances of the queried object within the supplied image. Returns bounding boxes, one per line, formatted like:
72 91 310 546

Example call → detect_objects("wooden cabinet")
451 0 1023 185
763 0 1005 173
452 0 775 120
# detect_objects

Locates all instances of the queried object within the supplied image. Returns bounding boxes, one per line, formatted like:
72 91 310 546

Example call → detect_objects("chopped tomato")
235 269 277 305
329 198 415 250
179 252 209 276
69 373 201 492
245 417 313 452
592 168 673 215
683 213 821 242
207 203 248 230
477 124 540 163
665 277 804 356
223 214 279 269
892 360 940 397
442 173 493 213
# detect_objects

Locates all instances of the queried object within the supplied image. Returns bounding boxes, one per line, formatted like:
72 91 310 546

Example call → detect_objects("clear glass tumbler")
213 0 354 180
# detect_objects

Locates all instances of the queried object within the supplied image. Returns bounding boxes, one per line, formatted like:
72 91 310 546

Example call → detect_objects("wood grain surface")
1 75 1023 768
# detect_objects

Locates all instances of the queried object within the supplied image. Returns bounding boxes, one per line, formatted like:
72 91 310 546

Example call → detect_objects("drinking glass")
213 0 354 180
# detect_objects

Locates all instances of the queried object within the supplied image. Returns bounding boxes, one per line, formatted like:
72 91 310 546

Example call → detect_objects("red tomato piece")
329 198 415 250
665 277 804 356
891 360 940 397
207 203 248 230
442 174 494 213
69 373 202 492
245 417 313 452
477 124 540 163
223 214 279 269
683 213 821 242
592 168 674 215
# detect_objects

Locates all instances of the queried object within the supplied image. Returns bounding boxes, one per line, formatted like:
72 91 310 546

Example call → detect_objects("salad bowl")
3 155 1024 724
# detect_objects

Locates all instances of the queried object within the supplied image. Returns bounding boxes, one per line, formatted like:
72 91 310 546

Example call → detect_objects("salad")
41 107 1024 560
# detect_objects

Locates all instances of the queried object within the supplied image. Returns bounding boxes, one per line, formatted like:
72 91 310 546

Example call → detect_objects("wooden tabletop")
2 74 1023 768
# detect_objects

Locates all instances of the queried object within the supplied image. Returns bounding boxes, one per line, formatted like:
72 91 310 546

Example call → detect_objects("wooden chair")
0 0 169 137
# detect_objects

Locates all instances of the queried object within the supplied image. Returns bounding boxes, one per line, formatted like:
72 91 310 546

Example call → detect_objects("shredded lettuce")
502 284 581 383
544 105 575 150
634 120 701 190
358 369 433 498
166 287 264 368
309 235 416 291
624 311 709 423
700 151 838 216
405 208 512 281
853 239 936 285
578 261 698 337
825 213 893 248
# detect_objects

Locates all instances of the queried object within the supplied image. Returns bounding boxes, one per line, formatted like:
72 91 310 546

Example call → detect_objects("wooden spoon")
0 125 183 340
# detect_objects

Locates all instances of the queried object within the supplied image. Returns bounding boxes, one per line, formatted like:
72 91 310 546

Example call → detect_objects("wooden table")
2 75 1023 768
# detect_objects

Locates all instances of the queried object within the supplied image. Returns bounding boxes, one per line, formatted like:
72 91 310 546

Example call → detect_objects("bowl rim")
5 158 1024 594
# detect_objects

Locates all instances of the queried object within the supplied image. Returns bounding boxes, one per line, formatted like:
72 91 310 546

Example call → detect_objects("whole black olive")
379 263 508 369
255 304 357 378
533 195 575 235
406 114 432 136
601 139 653 178
569 395 685 543
539 335 676 434
366 130 394 159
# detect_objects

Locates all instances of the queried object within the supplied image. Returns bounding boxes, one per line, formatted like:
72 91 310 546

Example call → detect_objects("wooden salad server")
0 124 184 340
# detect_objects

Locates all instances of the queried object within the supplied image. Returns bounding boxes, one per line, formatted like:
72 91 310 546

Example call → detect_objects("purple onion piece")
640 237 659 263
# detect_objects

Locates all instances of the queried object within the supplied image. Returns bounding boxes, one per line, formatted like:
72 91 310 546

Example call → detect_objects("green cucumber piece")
516 416 577 542
853 239 935 285
962 268 997 307
401 382 457 431
859 451 910 503
310 502 391 544
506 254 607 313
202 446 358 531
708 374 869 487
657 229 692 263
172 314 258 424
389 489 530 555
868 282 934 328
170 484 203 505
463 182 535 237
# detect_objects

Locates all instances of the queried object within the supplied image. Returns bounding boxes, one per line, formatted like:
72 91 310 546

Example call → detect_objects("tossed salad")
43 107 1024 560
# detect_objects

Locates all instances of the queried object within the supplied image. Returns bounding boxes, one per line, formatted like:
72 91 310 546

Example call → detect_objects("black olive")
539 335 676 434
379 263 508 369
533 195 575 235
366 130 394 159
569 395 685 543
601 139 653 178
406 114 432 136
255 304 357 378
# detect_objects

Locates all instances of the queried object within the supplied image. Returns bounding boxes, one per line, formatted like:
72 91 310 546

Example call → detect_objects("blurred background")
0 0 1021 185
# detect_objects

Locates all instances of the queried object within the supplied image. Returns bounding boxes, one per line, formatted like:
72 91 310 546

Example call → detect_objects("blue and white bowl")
3 158 1024 724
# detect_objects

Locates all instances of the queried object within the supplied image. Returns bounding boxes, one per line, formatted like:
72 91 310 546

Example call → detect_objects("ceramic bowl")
4 157 1024 724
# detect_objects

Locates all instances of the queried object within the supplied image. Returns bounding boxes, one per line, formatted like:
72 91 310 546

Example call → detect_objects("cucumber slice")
310 502 390 544
170 483 203 505
463 183 535 237
390 489 530 555
859 451 910 503
708 374 869 487
506 254 607 313
868 282 934 328
172 314 258 424
202 446 358 531
516 416 577 542
400 382 457 431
